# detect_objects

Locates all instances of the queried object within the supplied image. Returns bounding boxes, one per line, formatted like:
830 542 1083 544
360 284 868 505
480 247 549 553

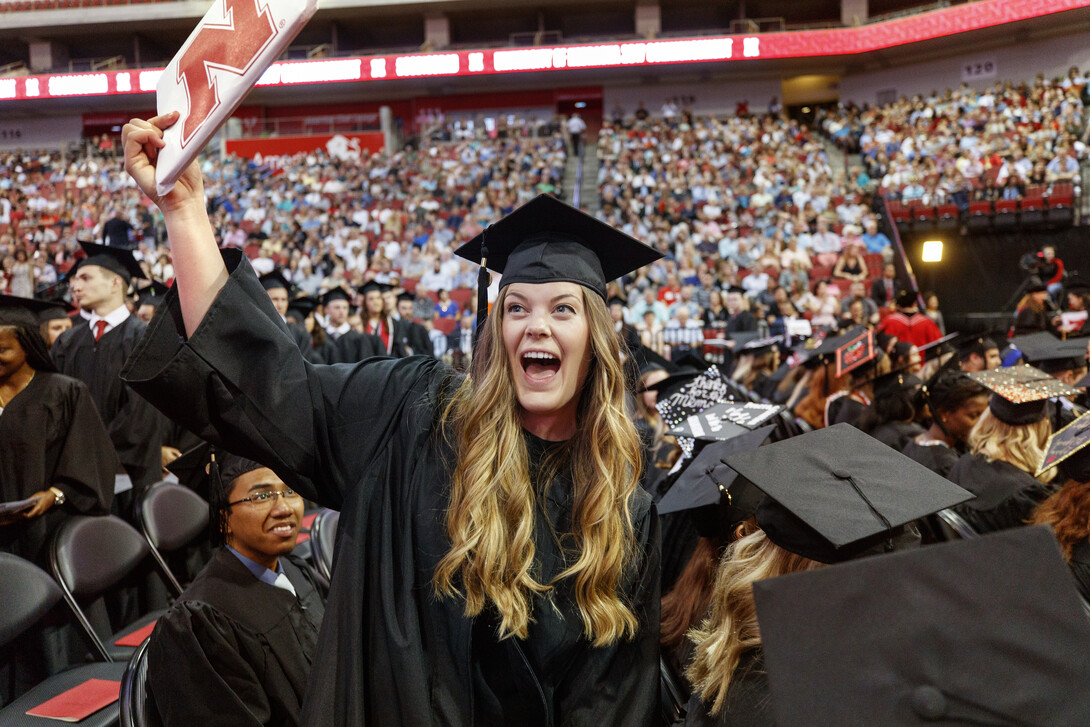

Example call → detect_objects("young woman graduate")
0 295 116 566
120 113 663 727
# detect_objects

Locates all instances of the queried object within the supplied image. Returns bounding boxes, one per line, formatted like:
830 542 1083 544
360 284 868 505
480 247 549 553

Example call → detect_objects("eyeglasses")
228 488 301 508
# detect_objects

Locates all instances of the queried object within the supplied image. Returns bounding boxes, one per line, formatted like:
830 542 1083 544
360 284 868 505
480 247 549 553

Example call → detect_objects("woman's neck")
521 409 577 442
924 421 955 447
0 362 35 400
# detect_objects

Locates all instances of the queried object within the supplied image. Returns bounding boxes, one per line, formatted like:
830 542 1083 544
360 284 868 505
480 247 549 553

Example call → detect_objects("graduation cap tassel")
834 471 895 552
473 237 490 346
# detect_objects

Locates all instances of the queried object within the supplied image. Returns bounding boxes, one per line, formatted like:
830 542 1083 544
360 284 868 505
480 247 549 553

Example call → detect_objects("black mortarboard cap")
319 287 354 306
77 242 145 283
165 442 214 493
738 334 781 356
1025 276 1048 294
724 424 972 563
667 401 783 440
956 333 999 362
167 443 264 545
967 364 1081 425
258 270 292 293
359 281 391 296
396 291 415 303
454 194 662 301
657 425 774 519
870 371 921 399
1038 412 1090 481
753 526 1090 726
811 324 866 360
135 281 170 308
895 288 920 307
607 295 626 307
915 331 958 360
287 296 318 321
0 294 67 327
643 369 701 397
1013 333 1088 373
634 345 673 379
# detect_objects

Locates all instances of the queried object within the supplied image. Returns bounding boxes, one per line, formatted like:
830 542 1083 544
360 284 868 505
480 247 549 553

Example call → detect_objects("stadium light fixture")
922 240 943 262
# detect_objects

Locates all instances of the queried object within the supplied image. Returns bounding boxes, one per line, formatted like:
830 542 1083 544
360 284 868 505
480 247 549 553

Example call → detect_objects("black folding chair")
119 638 162 727
136 481 210 596
50 516 170 663
659 656 689 725
309 508 340 584
0 553 124 726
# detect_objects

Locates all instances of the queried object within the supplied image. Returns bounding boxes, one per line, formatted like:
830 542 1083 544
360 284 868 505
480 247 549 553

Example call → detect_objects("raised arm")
122 111 226 337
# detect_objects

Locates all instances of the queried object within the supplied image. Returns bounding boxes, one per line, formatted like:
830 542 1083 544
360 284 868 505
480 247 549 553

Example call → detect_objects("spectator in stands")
809 217 840 268
445 308 475 369
147 450 324 727
832 242 867 284
702 290 729 328
859 217 891 259
724 287 757 334
840 281 879 325
804 279 842 330
923 291 945 334
102 207 135 249
1046 144 1080 183
631 286 669 324
566 112 587 156
869 263 901 308
434 288 460 320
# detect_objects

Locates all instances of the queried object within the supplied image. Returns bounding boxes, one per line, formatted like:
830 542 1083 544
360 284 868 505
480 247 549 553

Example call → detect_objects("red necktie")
93 320 108 341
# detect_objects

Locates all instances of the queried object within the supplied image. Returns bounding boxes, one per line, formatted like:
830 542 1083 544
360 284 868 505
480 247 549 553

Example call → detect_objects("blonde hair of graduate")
968 408 1054 483
434 285 642 646
687 522 822 716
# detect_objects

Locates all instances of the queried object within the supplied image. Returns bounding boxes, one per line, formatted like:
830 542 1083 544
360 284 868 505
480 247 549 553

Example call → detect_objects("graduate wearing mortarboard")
49 242 167 513
148 447 325 727
258 270 326 364
123 112 663 727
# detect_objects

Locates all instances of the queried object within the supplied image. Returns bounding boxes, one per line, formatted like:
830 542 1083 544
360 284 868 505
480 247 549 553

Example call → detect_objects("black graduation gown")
901 439 960 478
867 421 924 451
121 250 662 727
330 329 385 363
946 453 1056 534
147 549 324 727
395 319 433 358
287 321 325 365
684 651 774 727
1068 541 1090 603
0 372 115 565
50 315 164 495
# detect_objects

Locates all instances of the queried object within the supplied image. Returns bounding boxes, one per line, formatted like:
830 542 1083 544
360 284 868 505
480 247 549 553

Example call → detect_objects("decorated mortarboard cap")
77 242 145 283
454 194 661 301
724 424 972 564
0 294 67 327
258 269 292 293
967 364 1081 425
811 324 866 360
753 526 1090 726
1037 413 1090 481
657 425 775 528
319 287 353 306
667 401 783 441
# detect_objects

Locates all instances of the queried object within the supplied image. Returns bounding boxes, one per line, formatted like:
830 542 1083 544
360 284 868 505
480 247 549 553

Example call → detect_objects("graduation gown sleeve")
121 249 453 511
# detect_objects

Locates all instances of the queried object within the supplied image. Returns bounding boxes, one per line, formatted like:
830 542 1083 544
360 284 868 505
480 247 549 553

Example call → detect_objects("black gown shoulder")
1069 540 1090 603
684 650 774 727
901 439 959 478
868 421 925 451
946 453 1056 534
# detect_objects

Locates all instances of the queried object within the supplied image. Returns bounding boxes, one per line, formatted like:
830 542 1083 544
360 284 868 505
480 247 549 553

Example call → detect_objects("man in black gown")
319 287 383 363
259 270 324 364
394 291 434 357
50 243 164 516
147 451 324 727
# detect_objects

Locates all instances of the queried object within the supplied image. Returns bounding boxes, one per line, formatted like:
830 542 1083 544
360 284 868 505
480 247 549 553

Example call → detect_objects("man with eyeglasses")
147 449 325 727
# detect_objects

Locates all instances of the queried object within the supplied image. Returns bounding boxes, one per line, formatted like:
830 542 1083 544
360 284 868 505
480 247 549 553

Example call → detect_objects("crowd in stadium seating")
1 70 1087 358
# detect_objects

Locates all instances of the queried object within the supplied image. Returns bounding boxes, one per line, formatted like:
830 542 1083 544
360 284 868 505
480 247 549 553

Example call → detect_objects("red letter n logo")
176 0 278 148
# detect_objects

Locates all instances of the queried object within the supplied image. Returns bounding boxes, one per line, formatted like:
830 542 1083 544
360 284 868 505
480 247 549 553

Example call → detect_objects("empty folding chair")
50 516 171 663
136 481 210 596
0 553 124 726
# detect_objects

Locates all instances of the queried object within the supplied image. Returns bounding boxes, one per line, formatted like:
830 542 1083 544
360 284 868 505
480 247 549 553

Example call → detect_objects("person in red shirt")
657 272 681 308
877 289 942 348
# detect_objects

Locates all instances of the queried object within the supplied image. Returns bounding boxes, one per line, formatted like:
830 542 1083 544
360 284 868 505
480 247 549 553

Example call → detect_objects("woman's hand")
161 445 182 472
21 490 57 519
122 111 205 215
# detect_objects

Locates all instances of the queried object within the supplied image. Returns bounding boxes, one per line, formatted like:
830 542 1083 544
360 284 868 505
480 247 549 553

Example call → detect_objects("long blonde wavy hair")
687 522 822 716
968 408 1054 483
434 284 643 646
